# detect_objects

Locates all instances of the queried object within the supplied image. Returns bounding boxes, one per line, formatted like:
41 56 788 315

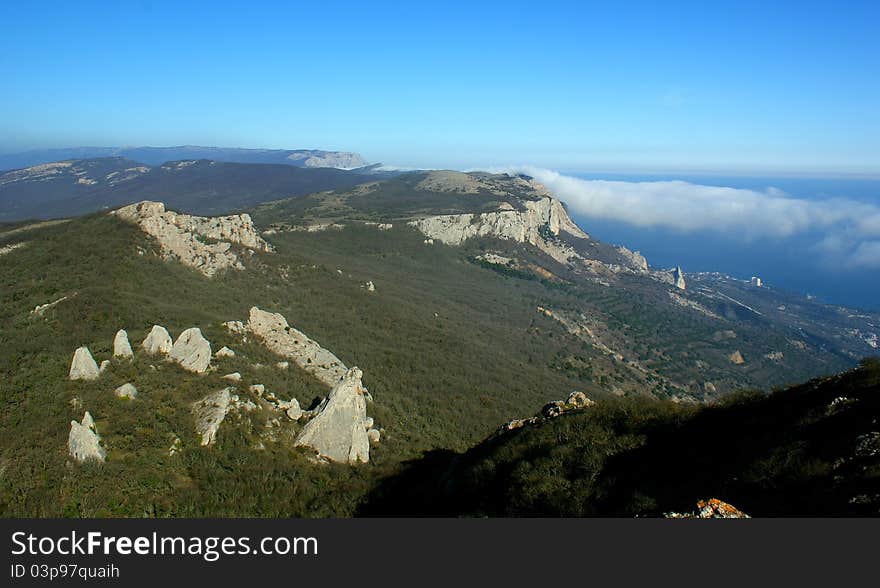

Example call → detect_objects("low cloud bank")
495 166 880 270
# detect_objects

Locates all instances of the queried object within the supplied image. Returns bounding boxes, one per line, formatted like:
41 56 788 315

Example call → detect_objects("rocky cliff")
112 201 272 276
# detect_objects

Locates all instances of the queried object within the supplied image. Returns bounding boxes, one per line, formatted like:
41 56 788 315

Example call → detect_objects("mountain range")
0 163 877 517
0 146 370 172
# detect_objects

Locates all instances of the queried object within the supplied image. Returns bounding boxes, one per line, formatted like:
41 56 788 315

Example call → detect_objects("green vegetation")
0 173 873 517
362 359 880 517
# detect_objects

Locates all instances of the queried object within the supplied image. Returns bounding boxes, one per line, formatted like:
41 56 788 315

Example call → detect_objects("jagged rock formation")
286 150 368 169
112 201 272 277
192 388 233 446
729 350 745 365
68 412 106 463
673 266 686 290
493 391 596 438
665 499 749 519
246 306 347 388
0 242 25 256
615 246 648 272
114 383 137 399
169 327 212 373
69 346 101 380
409 196 589 266
113 329 133 358
294 367 372 463
31 295 71 317
142 325 173 354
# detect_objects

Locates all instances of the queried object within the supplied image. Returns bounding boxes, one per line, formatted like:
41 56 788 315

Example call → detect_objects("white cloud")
490 166 880 270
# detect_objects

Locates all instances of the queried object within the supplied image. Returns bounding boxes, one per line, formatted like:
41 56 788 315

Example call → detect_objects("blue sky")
1 0 878 173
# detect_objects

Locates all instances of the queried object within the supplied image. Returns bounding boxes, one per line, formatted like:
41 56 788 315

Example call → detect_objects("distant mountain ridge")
0 145 369 172
0 157 378 221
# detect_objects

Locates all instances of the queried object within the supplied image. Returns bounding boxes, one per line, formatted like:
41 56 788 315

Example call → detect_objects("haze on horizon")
1 1 878 175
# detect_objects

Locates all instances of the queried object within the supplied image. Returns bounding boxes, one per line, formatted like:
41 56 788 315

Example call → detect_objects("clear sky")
1 0 878 173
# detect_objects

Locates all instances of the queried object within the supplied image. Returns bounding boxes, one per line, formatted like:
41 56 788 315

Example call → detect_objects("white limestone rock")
113 329 133 358
673 266 686 290
142 325 173 355
294 367 371 464
114 383 138 400
215 346 235 358
68 411 106 463
222 372 242 382
112 201 273 277
367 428 381 445
247 306 347 388
169 327 212 373
285 399 303 421
69 346 101 381
192 388 233 446
223 320 246 335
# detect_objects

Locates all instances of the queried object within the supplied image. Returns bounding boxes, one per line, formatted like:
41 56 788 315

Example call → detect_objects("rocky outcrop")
142 325 173 355
494 391 596 438
729 350 745 365
112 201 272 277
615 246 648 272
68 412 106 463
69 346 101 381
31 295 71 317
113 329 133 358
0 242 26 256
246 306 347 388
114 383 137 399
192 388 233 446
215 346 235 358
673 267 686 290
665 498 749 519
169 327 212 373
294 367 372 464
409 196 589 267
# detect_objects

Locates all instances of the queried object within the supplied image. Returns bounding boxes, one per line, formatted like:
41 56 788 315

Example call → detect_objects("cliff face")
112 201 272 276
409 196 590 266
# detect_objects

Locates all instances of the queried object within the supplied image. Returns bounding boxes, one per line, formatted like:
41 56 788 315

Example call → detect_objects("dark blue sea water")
568 173 880 311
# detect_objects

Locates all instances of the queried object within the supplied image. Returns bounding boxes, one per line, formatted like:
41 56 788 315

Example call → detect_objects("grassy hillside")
361 358 880 517
0 173 873 517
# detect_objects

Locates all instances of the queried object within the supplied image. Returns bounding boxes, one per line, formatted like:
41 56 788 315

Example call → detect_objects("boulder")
113 329 133 358
276 361 289 370
68 411 106 463
114 383 138 400
215 346 235 358
169 327 212 373
99 360 110 373
142 325 173 355
673 266 686 290
223 372 242 382
729 350 745 365
192 388 233 446
566 391 595 409
285 399 303 421
223 320 246 335
542 400 566 418
69 346 101 380
367 428 381 445
365 281 376 292
247 307 347 388
666 498 750 519
294 367 371 463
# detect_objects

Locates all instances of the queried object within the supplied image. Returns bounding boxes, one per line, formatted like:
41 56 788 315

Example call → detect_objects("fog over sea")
562 173 880 311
